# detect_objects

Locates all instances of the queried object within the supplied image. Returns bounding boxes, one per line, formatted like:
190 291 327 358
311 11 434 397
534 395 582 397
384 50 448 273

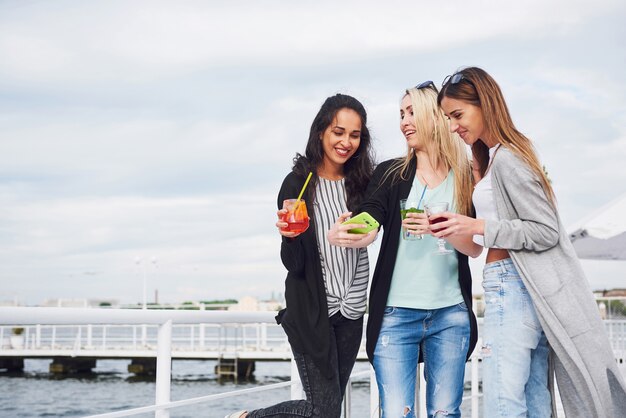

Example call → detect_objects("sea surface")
0 358 481 418
0 359 381 418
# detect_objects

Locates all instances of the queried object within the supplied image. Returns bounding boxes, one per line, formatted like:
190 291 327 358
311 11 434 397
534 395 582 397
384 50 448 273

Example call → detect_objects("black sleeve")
277 173 306 276
357 162 393 228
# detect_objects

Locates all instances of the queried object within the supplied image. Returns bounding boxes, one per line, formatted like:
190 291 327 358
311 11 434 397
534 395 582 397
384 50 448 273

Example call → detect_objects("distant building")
40 298 119 308
41 298 89 308
601 289 626 297
259 299 283 312
228 296 259 311
228 296 283 312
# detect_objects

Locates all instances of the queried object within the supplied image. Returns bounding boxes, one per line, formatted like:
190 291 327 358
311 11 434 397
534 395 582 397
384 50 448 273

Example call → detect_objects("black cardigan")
358 158 478 363
274 171 333 378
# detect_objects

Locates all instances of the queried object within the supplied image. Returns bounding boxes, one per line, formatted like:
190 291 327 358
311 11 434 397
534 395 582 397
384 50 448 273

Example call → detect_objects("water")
0 359 375 418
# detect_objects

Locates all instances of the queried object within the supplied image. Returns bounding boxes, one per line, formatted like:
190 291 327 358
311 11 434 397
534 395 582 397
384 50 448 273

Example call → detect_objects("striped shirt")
313 177 369 319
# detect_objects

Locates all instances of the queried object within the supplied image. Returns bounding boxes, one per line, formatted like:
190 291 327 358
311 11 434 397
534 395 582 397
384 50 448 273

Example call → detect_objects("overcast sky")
1 0 625 305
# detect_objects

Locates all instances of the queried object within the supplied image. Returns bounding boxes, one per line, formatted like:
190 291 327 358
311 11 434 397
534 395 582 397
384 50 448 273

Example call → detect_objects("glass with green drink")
400 198 423 240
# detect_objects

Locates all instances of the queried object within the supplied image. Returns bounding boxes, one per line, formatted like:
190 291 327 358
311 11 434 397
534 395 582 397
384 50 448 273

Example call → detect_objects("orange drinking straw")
292 172 313 213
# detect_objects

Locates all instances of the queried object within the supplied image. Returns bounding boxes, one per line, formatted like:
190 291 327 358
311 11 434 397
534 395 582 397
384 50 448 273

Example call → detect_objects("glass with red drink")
281 199 310 234
424 202 453 255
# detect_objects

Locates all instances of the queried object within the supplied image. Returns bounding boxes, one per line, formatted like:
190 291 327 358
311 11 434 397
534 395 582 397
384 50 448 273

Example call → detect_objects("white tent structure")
568 193 626 260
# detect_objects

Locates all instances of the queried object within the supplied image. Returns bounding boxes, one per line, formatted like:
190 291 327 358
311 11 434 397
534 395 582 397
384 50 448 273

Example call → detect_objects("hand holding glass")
400 199 423 240
280 199 309 234
424 202 453 255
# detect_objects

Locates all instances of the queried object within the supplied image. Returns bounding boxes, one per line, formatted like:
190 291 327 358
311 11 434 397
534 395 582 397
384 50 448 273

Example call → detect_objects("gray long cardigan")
485 147 626 418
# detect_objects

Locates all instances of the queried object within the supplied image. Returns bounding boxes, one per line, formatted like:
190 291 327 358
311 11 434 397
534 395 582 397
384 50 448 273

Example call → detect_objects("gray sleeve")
484 156 559 252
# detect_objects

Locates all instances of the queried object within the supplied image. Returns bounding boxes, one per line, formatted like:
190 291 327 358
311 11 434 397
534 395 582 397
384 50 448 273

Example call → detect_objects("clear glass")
281 199 309 234
400 198 423 240
424 201 453 255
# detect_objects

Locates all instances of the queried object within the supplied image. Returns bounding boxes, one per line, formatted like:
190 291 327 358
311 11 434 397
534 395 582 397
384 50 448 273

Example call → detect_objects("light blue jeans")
481 258 551 417
373 303 470 418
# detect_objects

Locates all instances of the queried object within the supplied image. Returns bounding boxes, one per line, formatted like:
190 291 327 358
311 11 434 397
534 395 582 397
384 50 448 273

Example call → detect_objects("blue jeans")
247 313 363 418
481 258 551 417
373 303 470 418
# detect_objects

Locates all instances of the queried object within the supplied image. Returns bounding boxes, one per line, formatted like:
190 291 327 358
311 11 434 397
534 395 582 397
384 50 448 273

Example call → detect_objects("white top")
472 145 500 246
313 177 369 319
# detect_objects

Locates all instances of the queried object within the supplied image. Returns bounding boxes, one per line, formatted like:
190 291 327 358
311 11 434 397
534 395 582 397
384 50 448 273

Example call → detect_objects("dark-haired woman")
225 94 376 418
437 67 626 417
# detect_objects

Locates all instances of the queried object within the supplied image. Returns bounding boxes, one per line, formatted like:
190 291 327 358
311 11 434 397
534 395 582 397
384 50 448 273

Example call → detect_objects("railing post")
290 356 304 400
343 376 352 418
200 305 206 349
36 324 41 348
416 363 427 418
218 325 223 350
370 365 380 417
73 327 82 353
155 320 172 418
261 322 267 349
471 352 479 418
142 324 147 347
87 324 93 347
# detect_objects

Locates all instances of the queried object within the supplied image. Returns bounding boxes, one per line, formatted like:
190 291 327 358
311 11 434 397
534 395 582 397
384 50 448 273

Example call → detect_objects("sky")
1 0 625 306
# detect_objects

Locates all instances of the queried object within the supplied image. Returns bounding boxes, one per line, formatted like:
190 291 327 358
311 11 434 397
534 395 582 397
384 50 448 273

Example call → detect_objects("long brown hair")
438 67 556 206
384 85 473 216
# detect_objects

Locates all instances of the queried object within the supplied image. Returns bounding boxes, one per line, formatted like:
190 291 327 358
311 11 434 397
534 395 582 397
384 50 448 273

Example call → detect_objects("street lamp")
135 256 158 310
135 256 157 347
135 257 147 310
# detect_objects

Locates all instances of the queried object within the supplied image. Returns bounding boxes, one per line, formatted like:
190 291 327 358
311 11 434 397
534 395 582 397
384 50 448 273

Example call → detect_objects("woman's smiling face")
440 96 487 146
399 94 435 151
320 108 362 170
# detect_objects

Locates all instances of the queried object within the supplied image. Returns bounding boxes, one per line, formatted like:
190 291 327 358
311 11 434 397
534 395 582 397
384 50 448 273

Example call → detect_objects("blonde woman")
437 67 626 417
328 82 481 418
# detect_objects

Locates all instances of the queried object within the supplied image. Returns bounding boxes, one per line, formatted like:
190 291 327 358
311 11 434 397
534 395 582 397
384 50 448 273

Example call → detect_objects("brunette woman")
226 93 375 418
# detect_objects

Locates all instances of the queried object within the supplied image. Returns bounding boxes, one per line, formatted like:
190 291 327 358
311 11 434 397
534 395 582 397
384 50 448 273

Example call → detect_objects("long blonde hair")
385 85 473 216
438 67 556 206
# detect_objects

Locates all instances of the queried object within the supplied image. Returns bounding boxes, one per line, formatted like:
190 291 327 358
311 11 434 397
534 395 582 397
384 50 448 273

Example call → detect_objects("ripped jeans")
373 303 470 418
481 258 551 417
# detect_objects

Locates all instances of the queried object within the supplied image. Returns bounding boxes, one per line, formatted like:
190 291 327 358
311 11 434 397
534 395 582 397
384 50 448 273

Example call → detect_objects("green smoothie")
401 207 424 219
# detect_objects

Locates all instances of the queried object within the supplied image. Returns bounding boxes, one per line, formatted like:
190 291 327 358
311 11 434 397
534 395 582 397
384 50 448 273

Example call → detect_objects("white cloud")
0 0 621 84
1 0 625 304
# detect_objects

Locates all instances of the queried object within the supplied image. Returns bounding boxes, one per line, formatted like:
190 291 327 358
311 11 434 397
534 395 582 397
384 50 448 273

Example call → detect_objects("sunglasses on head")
415 80 436 90
442 72 466 87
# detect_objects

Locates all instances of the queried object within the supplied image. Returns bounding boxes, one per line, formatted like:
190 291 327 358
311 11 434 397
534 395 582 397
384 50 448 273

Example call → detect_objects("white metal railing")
1 307 625 418
0 308 383 417
0 322 291 354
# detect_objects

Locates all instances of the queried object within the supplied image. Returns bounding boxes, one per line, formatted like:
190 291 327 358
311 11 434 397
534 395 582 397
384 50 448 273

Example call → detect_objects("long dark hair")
293 94 375 211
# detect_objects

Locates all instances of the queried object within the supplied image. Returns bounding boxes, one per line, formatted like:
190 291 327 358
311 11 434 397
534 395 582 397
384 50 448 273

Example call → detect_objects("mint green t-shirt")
387 170 463 309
